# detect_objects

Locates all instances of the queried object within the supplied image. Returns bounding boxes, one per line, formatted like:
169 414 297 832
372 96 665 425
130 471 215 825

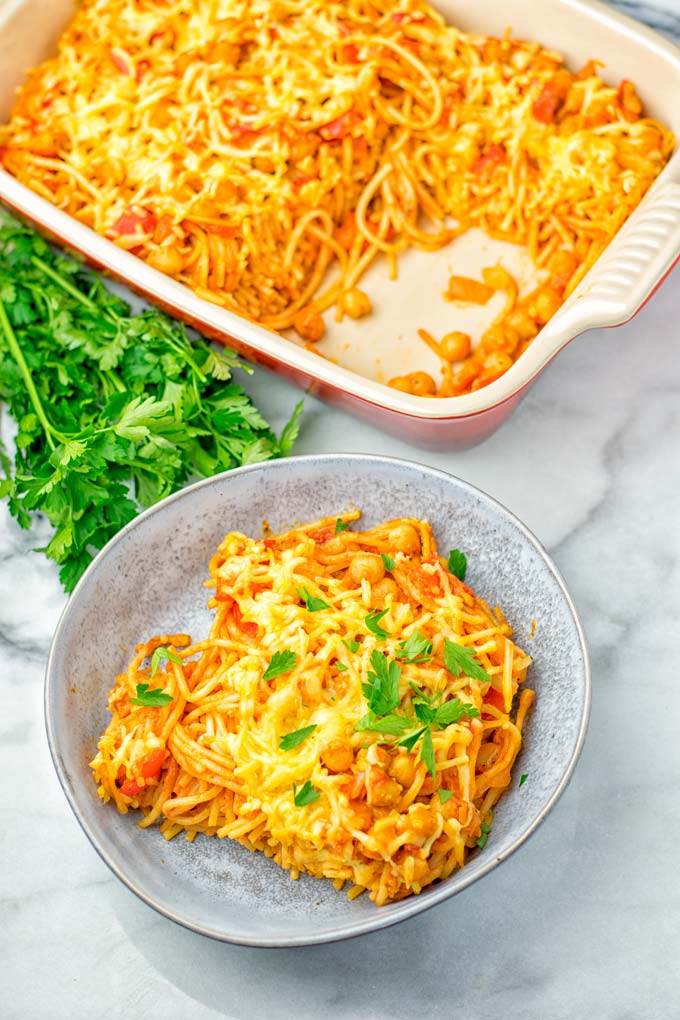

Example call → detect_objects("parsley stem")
30 255 103 316
0 298 59 450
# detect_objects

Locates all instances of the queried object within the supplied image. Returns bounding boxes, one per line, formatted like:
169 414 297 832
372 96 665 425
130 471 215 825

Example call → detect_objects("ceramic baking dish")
1 0 679 448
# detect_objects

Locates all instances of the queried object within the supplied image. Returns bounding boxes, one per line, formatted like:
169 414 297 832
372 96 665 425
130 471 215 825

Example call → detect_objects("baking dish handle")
555 173 680 334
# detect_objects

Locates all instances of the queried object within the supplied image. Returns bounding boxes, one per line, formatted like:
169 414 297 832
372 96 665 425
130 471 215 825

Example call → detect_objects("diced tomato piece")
532 81 561 124
229 122 262 142
309 525 335 544
141 748 166 780
264 538 276 549
120 778 143 797
204 223 239 238
472 143 506 176
110 50 132 76
111 208 157 236
293 174 316 191
482 686 506 720
232 602 259 638
336 211 356 249
319 110 354 141
344 43 360 64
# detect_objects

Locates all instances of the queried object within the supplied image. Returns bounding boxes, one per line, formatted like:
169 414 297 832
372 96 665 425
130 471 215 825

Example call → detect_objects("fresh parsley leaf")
443 639 490 683
150 646 184 679
362 650 402 715
519 773 528 788
433 697 480 726
438 789 454 804
342 638 360 653
365 607 389 640
396 726 427 753
355 711 410 735
447 548 467 581
130 683 173 707
335 518 350 534
293 780 320 807
476 822 491 849
263 649 298 681
419 727 436 777
335 662 348 673
396 629 432 664
297 586 330 612
0 213 301 593
279 724 316 751
381 553 395 571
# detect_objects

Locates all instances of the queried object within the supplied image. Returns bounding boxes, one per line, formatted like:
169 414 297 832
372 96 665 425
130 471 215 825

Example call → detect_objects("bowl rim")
44 453 591 946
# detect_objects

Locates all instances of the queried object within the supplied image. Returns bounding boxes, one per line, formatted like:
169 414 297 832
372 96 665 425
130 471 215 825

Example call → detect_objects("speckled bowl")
45 455 590 946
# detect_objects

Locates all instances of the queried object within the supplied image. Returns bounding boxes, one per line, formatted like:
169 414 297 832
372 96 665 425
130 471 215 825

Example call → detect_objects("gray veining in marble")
2 1 680 1017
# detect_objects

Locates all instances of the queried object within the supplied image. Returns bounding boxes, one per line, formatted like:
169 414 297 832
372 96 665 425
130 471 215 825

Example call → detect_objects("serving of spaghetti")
0 1 674 395
90 511 533 905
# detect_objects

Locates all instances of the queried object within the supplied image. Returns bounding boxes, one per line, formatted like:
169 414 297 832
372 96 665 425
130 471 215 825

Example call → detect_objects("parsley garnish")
279 724 316 751
263 649 297 681
438 789 454 804
335 518 350 534
365 608 389 640
342 638 360 653
476 822 491 849
396 630 432 664
293 781 320 807
381 553 395 571
356 652 478 777
297 586 330 612
130 683 173 707
150 646 183 679
355 711 410 735
0 215 302 592
335 661 348 673
447 549 467 581
361 650 402 714
443 639 490 682
519 773 528 788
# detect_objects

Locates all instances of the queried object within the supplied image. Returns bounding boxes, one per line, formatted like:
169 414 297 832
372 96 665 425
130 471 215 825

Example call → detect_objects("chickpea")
529 288 562 325
147 246 184 275
322 742 354 774
368 767 403 807
481 265 514 291
348 553 385 585
389 523 421 555
481 351 513 379
341 288 372 319
371 577 398 607
506 307 538 341
406 372 437 396
389 753 417 788
548 248 578 280
388 376 412 393
254 156 275 173
348 799 372 830
293 306 325 342
440 331 471 362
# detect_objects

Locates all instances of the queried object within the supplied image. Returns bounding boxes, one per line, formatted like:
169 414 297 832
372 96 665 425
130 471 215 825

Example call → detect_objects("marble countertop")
3 4 680 1019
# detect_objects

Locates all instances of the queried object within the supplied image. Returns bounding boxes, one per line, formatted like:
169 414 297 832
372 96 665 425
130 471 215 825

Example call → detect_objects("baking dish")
1 0 679 448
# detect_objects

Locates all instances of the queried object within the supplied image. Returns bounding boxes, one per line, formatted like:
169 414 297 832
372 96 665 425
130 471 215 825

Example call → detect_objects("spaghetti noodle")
0 1 673 395
90 512 534 904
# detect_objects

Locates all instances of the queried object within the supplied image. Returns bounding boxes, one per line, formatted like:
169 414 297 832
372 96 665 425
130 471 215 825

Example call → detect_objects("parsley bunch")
0 216 302 591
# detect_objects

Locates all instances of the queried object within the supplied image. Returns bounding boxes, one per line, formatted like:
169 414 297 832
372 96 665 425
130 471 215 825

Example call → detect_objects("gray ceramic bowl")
45 455 590 946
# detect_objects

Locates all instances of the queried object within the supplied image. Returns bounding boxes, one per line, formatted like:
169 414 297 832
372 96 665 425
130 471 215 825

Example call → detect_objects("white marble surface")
3 4 680 1019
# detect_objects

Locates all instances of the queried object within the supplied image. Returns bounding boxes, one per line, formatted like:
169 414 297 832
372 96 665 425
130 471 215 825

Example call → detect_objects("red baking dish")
1 0 679 447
